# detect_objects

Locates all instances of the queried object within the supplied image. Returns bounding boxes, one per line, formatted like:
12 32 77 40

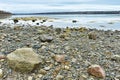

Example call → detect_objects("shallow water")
3 14 120 30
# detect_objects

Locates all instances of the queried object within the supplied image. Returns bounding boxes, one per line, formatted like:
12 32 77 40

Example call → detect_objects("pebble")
37 29 44 34
64 65 70 70
0 69 3 78
116 75 120 79
111 55 120 62
88 31 97 40
36 74 43 78
1 49 5 52
72 20 77 23
87 64 105 78
39 34 53 42
65 46 71 50
79 74 87 80
13 19 19 23
114 78 119 80
38 69 47 75
28 76 34 80
54 55 66 63
15 38 21 42
32 19 36 22
32 44 41 49
44 66 51 71
56 75 64 80
71 58 77 63
55 28 62 34
0 53 6 60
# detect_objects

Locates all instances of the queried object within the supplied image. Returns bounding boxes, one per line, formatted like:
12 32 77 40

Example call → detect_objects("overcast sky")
0 0 120 13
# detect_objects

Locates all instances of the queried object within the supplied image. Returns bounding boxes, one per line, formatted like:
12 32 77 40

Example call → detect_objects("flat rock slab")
7 48 42 73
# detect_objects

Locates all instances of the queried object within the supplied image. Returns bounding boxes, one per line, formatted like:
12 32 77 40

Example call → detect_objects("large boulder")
7 48 42 73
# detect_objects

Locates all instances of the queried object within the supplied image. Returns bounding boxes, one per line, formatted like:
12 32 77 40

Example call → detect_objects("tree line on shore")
1 10 120 15
0 10 11 14
13 11 120 15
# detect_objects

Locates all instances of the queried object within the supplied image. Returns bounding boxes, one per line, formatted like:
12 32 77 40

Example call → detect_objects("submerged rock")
7 48 42 73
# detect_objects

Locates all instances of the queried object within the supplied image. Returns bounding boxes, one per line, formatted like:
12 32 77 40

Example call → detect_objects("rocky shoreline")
0 18 120 80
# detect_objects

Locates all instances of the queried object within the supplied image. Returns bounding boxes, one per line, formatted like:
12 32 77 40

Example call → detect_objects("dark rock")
49 25 53 28
36 23 39 25
32 44 41 49
13 19 19 23
72 20 77 23
42 19 46 22
32 19 36 22
40 19 47 24
55 28 62 34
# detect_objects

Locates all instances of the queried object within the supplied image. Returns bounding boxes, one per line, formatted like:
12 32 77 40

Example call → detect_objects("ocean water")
3 14 120 30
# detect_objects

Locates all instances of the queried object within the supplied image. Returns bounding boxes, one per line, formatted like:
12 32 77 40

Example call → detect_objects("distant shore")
12 11 120 15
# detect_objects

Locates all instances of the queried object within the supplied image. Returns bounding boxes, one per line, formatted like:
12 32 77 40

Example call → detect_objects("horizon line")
12 10 120 15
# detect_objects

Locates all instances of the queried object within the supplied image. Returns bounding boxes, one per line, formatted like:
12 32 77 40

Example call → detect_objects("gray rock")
88 31 97 40
56 75 64 80
39 34 53 42
44 66 51 71
0 69 3 78
55 28 62 34
0 52 6 60
116 75 120 79
7 48 42 73
79 74 87 80
38 69 47 75
28 76 34 80
111 55 120 62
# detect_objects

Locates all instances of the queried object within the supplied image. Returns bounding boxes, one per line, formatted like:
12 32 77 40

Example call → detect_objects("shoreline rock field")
0 17 120 80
